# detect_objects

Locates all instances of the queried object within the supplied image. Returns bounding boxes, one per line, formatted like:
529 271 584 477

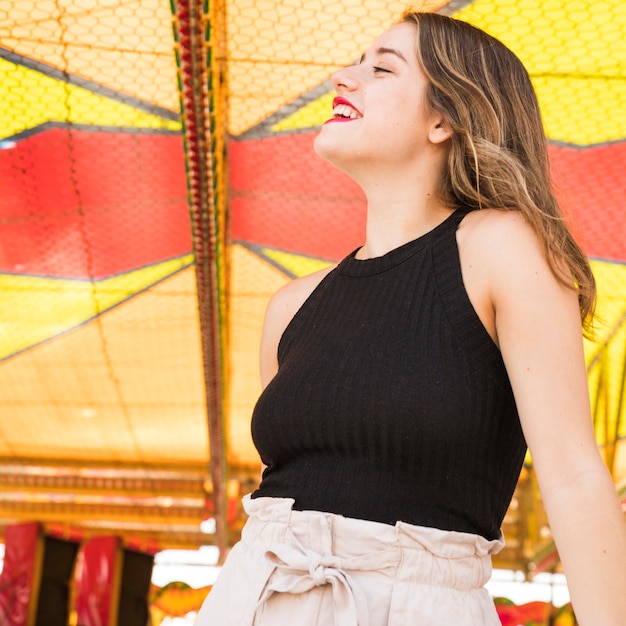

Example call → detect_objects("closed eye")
373 66 392 74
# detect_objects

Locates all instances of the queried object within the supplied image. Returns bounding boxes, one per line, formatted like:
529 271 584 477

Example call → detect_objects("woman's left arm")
486 212 626 625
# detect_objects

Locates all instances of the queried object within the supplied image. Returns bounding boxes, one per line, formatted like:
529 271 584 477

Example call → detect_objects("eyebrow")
359 46 408 64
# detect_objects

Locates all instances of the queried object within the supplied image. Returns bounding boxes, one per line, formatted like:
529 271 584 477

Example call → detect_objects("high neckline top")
251 207 525 540
338 210 463 277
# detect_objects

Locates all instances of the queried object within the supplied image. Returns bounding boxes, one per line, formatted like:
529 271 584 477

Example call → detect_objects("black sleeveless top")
251 210 527 540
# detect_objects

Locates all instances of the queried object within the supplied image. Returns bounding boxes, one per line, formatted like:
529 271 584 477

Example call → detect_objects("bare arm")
478 211 626 624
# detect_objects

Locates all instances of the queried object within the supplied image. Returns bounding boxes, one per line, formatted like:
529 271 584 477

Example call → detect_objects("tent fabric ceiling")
0 0 624 565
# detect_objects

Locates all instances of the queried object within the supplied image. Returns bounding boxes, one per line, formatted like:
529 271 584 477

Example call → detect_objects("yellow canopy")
0 0 624 571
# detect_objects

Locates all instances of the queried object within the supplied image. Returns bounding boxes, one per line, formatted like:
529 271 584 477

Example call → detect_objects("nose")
331 65 358 92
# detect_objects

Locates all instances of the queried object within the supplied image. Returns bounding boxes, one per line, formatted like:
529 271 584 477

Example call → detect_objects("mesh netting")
0 0 624 564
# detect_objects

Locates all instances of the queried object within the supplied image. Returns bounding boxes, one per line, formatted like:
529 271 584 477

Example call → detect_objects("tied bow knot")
254 542 374 626
308 556 330 587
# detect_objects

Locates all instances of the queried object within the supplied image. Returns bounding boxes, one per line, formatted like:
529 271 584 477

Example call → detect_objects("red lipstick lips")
324 97 362 124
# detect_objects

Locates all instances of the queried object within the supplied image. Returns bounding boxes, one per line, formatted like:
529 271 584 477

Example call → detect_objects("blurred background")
0 0 624 623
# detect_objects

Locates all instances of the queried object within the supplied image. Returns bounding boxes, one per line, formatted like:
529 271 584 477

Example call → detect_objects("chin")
312 128 334 160
313 129 353 172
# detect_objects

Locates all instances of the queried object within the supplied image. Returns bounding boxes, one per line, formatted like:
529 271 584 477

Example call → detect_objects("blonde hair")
403 11 596 333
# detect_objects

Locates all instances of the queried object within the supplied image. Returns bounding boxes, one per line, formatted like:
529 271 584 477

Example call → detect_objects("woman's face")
314 21 444 176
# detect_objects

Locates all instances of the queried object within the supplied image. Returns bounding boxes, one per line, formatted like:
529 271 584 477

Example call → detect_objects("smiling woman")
194 11 626 626
314 21 448 193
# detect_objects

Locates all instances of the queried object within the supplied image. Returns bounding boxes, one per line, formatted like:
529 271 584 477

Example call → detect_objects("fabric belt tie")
254 540 400 626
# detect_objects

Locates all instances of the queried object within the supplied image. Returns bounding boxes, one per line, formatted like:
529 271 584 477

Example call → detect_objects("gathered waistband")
242 495 503 591
195 495 504 626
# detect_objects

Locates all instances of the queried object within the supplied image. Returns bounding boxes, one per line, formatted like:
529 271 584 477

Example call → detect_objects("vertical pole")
171 0 230 561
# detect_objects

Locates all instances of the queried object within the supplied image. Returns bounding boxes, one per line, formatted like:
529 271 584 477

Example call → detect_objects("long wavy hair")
402 11 595 333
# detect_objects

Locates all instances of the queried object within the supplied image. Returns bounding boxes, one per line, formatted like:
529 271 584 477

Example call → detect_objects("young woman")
196 12 626 625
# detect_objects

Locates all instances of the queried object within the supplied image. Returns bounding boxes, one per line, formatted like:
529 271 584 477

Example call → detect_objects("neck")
326 142 453 259
352 165 453 260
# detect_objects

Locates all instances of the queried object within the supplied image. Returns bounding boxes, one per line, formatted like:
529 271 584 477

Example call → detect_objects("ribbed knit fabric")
251 210 527 540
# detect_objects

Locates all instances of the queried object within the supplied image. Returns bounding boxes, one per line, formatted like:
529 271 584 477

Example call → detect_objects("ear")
428 117 453 144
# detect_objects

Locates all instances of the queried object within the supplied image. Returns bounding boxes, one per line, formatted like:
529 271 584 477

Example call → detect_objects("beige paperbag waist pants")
195 495 504 626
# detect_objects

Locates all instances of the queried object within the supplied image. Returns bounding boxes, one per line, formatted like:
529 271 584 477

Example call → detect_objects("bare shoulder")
259 264 336 387
458 208 541 258
457 208 551 290
265 264 336 326
455 209 561 346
